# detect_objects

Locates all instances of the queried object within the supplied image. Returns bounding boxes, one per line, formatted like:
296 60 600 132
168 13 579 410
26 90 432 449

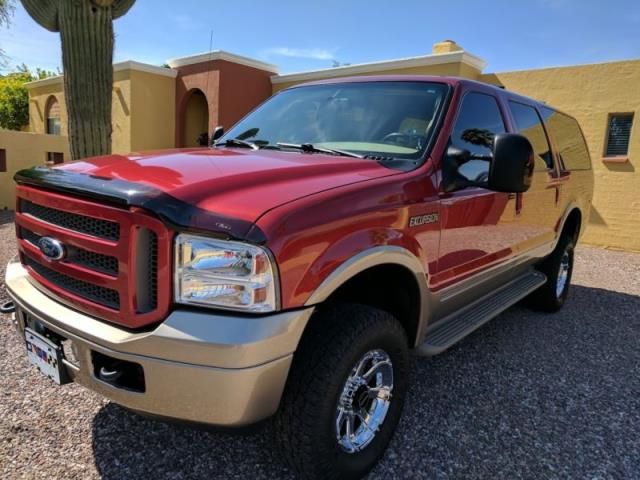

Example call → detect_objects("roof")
166 50 279 73
270 50 487 85
286 74 463 88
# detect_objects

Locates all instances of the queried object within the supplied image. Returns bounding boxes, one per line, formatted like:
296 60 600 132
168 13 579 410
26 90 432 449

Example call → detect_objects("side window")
450 92 506 185
540 107 591 171
509 101 553 171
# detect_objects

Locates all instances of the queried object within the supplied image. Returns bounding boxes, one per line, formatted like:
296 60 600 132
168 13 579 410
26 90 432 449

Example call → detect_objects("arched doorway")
45 96 61 135
181 89 209 147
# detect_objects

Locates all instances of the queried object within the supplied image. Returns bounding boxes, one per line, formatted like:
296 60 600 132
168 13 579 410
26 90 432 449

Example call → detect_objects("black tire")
527 234 575 312
273 303 410 479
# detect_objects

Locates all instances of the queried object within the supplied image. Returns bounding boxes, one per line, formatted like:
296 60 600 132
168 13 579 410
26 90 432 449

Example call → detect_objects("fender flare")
304 246 435 346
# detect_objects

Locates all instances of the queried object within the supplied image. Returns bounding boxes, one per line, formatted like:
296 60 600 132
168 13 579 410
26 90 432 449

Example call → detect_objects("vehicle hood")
21 148 395 241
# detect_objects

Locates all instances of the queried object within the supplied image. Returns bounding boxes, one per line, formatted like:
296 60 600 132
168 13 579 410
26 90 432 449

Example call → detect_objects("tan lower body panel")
6 261 312 426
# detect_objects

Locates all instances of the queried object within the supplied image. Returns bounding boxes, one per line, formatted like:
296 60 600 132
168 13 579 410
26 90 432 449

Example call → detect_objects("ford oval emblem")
37 237 66 261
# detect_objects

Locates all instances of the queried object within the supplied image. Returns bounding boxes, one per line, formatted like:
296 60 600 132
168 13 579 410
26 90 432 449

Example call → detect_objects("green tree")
0 64 56 130
20 0 136 159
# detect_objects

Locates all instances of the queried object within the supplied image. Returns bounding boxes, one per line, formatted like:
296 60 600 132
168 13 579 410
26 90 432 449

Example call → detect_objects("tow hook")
98 365 124 384
0 300 15 314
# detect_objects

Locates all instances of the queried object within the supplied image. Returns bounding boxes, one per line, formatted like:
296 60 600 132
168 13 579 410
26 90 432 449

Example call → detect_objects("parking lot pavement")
1 218 638 479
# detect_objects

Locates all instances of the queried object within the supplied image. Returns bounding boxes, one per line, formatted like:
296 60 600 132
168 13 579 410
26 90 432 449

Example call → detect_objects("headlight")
174 234 278 312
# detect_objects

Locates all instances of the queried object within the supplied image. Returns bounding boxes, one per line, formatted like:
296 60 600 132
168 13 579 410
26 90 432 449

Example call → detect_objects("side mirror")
210 126 224 146
488 133 534 193
442 145 492 193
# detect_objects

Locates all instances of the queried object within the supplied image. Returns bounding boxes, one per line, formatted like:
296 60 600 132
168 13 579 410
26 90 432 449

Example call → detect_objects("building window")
45 96 62 135
46 152 64 165
0 149 6 172
605 113 633 157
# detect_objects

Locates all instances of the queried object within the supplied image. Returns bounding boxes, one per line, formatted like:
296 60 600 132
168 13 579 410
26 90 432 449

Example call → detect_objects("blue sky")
1 0 639 75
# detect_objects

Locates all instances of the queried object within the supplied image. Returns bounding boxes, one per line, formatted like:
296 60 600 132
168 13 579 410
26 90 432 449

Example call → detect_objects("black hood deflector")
15 167 267 243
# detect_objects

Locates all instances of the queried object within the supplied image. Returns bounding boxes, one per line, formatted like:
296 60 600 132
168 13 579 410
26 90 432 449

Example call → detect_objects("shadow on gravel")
91 285 640 479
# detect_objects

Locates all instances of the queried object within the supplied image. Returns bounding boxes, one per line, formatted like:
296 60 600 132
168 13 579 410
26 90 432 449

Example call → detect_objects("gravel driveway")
1 216 639 479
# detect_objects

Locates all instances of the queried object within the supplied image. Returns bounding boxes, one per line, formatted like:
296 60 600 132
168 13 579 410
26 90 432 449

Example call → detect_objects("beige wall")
483 60 640 252
28 72 134 154
111 69 133 154
28 83 68 136
129 70 176 152
0 130 70 209
26 67 176 155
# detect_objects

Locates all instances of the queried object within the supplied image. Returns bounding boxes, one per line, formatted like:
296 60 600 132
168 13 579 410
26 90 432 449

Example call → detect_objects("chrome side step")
417 270 547 356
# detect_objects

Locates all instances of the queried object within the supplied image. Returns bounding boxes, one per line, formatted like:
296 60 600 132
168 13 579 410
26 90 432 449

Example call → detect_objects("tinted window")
540 107 591 170
450 92 506 184
509 101 553 171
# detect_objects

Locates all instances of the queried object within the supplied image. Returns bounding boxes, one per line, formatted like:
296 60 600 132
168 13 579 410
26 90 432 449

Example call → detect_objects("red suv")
6 76 593 478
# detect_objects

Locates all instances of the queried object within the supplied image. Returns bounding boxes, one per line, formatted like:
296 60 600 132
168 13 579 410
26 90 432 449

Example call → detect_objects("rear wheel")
273 303 410 479
527 234 575 312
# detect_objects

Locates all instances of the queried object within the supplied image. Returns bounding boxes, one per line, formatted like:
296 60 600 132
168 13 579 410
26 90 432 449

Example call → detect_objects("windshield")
221 81 449 160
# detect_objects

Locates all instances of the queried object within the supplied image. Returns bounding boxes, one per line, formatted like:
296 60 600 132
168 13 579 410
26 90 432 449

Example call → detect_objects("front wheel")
527 234 575 312
273 303 410 479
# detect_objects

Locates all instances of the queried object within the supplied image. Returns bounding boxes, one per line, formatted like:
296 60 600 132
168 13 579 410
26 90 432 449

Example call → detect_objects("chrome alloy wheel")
556 250 570 298
335 349 394 454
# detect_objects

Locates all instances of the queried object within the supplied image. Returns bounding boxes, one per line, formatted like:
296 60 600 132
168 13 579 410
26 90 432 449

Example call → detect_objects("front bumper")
5 260 314 426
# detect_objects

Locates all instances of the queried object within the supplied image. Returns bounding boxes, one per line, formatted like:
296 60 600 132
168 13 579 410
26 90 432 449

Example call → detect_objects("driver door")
433 89 517 293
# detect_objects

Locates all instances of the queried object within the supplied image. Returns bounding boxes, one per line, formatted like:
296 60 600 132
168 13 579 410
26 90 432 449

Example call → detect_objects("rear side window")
509 101 553 171
450 92 506 185
540 107 591 170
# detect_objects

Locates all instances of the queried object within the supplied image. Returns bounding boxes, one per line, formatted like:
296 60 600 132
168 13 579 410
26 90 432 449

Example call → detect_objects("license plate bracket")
24 327 70 385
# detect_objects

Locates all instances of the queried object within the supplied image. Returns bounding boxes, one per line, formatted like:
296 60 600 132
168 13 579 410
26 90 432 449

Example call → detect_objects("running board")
417 270 547 356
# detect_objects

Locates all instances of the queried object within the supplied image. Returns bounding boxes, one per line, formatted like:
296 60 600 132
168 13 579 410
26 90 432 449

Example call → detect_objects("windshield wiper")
215 138 258 150
276 142 363 159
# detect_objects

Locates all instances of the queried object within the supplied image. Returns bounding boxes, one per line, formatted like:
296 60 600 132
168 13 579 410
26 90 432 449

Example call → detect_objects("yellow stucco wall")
129 70 176 152
28 71 134 154
272 61 480 92
111 69 133 154
0 130 70 209
27 67 176 155
483 60 640 252
28 83 68 136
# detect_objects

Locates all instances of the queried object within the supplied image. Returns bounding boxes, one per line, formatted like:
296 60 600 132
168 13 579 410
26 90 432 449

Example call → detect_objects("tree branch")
19 0 59 32
111 0 135 19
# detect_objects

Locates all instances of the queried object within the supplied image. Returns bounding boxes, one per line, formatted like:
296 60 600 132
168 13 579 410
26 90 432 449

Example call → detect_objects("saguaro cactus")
20 0 136 159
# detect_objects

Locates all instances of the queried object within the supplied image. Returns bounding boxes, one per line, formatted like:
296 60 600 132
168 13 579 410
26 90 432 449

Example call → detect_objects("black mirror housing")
488 133 534 193
210 126 224 146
